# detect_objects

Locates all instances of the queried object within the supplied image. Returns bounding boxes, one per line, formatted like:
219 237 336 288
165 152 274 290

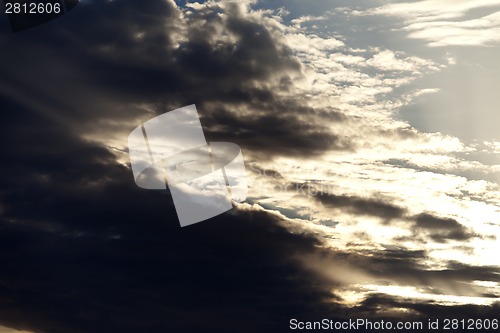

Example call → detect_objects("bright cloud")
367 0 500 46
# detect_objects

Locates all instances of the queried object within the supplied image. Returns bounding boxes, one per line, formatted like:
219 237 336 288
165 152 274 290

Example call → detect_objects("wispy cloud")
367 0 500 46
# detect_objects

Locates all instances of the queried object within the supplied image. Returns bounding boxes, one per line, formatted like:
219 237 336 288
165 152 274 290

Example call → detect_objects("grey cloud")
313 192 407 220
316 248 500 301
412 213 477 243
201 103 353 157
297 185 478 243
414 213 465 230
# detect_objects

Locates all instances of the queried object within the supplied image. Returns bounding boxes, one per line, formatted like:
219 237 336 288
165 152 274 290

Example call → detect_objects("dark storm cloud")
0 0 348 158
0 91 346 332
0 2 351 330
0 97 496 332
0 97 493 332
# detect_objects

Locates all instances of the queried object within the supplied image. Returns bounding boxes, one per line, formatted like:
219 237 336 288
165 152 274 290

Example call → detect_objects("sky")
0 0 499 332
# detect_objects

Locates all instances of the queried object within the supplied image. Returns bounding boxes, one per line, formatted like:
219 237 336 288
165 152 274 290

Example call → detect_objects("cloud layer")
0 0 499 332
